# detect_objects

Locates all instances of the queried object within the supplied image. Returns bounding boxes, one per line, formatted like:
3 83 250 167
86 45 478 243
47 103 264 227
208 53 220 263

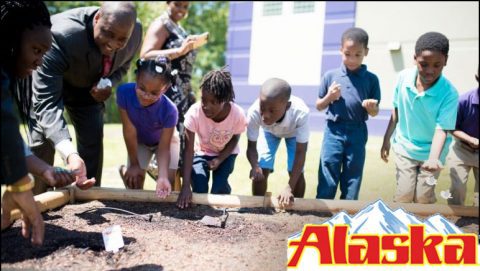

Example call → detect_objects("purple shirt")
456 88 479 138
117 83 178 146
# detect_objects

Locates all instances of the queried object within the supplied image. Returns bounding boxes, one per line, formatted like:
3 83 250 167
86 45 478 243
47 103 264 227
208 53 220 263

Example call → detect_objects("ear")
94 10 101 24
286 101 292 110
364 48 369 56
444 55 448 66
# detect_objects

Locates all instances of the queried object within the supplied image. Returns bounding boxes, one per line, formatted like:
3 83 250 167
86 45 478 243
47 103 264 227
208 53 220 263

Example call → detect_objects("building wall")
248 2 326 86
226 1 479 135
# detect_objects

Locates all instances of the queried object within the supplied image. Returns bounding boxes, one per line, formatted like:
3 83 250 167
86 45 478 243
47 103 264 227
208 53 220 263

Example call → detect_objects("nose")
261 112 270 121
33 57 43 68
202 104 209 112
425 67 435 74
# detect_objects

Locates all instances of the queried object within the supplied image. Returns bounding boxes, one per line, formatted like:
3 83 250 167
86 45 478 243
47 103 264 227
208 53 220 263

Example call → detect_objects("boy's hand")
362 99 378 112
207 158 221 171
124 164 144 189
380 140 391 163
249 166 265 182
277 186 294 207
421 159 443 173
177 186 192 209
327 81 341 103
467 137 479 149
155 177 172 199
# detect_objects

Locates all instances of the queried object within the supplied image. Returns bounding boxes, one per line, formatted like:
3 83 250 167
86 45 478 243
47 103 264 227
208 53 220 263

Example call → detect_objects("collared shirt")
117 83 178 146
247 95 310 143
318 64 381 123
456 88 479 138
392 67 459 163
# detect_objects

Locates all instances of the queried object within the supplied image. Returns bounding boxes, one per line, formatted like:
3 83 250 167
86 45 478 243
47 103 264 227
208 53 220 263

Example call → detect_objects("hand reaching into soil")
177 186 192 209
1 177 44 246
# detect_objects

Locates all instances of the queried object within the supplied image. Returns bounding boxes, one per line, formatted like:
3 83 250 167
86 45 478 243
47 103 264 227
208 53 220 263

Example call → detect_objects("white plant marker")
102 225 124 253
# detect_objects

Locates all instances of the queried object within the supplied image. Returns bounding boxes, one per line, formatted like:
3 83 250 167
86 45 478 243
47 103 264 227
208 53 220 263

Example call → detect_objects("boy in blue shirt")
316 27 381 200
381 32 459 204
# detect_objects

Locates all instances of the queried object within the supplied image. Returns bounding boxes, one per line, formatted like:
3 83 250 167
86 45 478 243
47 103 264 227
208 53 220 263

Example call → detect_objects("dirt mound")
1 200 478 271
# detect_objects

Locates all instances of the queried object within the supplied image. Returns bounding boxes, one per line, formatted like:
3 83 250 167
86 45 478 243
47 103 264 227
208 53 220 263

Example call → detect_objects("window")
263 2 282 16
294 2 315 14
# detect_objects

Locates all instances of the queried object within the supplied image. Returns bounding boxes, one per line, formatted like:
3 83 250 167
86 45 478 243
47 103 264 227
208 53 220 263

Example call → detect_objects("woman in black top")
140 1 199 180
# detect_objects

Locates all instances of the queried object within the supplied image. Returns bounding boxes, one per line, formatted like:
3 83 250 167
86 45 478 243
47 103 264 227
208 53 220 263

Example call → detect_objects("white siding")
248 1 326 85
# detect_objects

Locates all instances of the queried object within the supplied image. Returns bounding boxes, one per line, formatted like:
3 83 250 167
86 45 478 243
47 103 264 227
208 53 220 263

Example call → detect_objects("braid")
200 67 235 104
1 0 51 69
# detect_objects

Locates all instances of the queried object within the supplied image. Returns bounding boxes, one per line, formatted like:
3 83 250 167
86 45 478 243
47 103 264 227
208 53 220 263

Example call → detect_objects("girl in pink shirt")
177 69 247 209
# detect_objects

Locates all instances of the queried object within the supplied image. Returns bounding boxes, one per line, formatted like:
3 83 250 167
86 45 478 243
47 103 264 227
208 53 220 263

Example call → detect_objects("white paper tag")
425 176 437 186
440 190 453 200
102 225 124 253
97 78 112 89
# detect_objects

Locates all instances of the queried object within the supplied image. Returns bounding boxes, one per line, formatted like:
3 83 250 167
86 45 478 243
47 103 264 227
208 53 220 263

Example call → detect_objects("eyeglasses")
135 84 170 101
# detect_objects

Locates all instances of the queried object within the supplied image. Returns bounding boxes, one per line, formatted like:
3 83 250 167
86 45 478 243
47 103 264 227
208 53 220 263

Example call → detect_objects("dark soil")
1 200 478 271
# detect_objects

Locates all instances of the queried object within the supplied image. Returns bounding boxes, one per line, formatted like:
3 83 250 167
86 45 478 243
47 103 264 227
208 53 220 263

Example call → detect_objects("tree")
183 2 229 95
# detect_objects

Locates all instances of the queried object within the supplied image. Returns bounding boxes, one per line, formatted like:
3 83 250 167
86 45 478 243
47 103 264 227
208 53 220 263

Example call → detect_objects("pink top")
184 102 247 156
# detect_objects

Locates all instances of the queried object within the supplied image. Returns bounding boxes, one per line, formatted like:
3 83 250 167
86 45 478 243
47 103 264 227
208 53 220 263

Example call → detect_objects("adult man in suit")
27 2 143 194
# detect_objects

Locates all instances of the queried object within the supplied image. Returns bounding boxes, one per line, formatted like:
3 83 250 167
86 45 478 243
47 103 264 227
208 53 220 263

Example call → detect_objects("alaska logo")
287 200 479 270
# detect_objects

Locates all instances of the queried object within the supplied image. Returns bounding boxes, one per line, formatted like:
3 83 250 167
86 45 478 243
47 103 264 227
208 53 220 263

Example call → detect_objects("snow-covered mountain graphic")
289 199 463 239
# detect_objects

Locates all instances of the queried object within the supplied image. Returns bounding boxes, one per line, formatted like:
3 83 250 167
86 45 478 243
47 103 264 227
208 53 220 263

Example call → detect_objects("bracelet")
5 179 35 193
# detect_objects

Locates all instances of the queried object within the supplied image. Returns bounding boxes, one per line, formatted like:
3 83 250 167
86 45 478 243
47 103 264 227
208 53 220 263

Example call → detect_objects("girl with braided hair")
117 57 179 198
1 0 77 245
176 68 247 209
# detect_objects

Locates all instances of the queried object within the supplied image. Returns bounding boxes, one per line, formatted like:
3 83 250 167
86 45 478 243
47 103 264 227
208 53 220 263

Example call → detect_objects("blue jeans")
191 154 237 194
316 121 368 200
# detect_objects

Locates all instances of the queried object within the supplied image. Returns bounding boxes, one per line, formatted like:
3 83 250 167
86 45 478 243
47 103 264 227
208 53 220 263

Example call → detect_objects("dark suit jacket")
29 7 142 146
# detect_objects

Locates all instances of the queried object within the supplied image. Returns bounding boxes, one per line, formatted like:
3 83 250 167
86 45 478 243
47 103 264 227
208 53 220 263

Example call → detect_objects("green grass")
38 124 476 205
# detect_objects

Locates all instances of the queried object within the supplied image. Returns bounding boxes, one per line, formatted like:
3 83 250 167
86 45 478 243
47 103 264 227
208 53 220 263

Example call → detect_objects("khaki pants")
127 129 180 170
394 153 440 204
447 139 479 206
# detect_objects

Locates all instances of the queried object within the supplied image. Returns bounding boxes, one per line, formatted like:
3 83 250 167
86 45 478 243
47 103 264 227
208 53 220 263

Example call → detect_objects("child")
176 68 247 209
246 78 309 206
447 70 478 206
381 32 459 204
117 57 179 198
316 27 381 200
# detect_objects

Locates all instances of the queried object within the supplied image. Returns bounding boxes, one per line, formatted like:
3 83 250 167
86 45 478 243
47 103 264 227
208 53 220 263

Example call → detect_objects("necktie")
102 55 112 77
